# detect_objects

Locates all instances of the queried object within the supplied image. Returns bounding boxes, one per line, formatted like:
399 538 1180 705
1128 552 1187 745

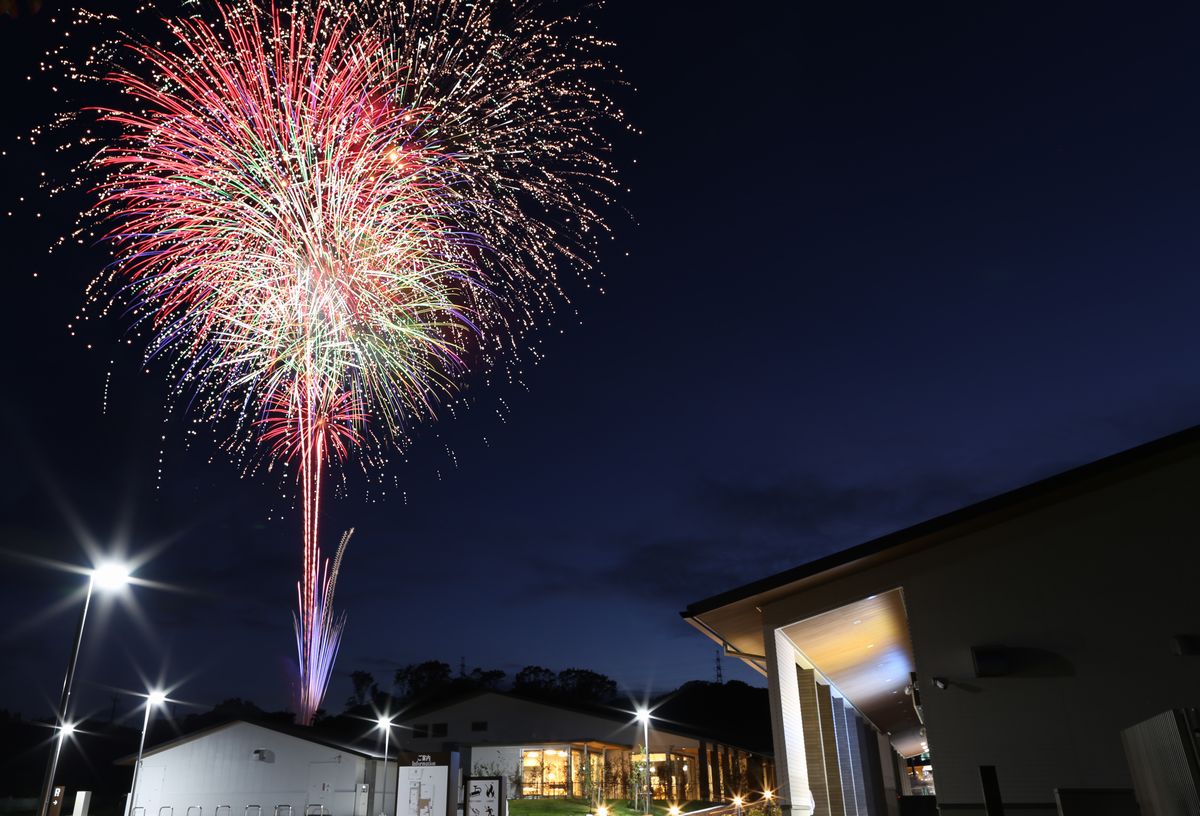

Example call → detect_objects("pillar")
815 684 847 816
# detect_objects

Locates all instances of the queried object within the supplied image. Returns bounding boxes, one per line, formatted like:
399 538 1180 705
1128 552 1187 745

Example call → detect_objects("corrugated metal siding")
1121 708 1200 816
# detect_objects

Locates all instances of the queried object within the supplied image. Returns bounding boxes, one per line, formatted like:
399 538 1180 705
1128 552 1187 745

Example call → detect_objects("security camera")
932 677 948 690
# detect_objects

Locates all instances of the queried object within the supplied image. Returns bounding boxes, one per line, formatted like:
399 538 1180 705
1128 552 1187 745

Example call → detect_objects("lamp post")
377 716 393 816
37 562 132 816
127 690 167 816
636 709 650 816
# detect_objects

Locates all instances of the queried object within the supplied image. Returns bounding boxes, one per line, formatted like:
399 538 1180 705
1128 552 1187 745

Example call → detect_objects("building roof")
115 719 383 765
682 422 1200 619
680 423 1200 756
397 688 773 756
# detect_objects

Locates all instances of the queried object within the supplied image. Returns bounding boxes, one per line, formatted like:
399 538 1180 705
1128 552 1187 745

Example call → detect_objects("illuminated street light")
37 561 134 816
733 796 743 816
636 708 651 816
377 715 394 816
669 806 681 816
93 562 132 590
596 807 609 816
128 690 168 816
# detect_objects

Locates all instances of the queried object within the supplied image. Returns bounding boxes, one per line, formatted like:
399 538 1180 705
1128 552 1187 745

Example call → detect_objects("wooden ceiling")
779 589 926 756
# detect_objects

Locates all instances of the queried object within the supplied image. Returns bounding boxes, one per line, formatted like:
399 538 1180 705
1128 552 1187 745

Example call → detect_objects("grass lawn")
508 799 718 816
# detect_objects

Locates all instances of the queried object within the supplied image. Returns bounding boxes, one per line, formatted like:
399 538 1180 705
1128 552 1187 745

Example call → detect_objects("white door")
307 762 339 816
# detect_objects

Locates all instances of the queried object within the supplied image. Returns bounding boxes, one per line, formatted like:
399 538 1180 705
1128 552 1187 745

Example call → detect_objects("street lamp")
127 690 167 816
636 709 650 816
377 716 393 816
37 562 133 816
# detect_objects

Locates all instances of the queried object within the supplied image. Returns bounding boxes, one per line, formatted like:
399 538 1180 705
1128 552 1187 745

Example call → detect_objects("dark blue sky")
3 1 1200 721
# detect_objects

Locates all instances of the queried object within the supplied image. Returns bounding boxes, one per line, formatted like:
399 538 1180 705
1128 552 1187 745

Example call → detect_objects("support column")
831 697 858 816
705 744 715 801
876 732 900 816
763 627 814 815
857 721 886 816
841 707 869 816
796 668 831 816
815 684 847 816
722 746 734 799
698 742 711 801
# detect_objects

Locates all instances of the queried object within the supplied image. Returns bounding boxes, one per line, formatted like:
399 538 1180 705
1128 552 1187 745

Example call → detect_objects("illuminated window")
521 748 570 797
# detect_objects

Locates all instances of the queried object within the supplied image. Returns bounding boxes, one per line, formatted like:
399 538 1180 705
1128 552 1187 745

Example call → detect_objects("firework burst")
49 0 624 722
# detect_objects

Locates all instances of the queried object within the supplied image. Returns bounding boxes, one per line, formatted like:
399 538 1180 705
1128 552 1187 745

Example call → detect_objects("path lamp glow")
733 796 743 816
37 562 133 816
377 716 394 816
636 708 651 815
127 690 167 816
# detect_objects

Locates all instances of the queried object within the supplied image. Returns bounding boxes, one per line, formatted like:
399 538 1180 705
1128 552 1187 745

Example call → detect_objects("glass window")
431 723 447 738
542 748 569 798
471 721 488 732
522 749 544 797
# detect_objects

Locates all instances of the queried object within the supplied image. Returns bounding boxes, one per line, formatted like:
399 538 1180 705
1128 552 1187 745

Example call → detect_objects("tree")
394 661 452 699
513 665 557 694
557 668 617 703
347 670 378 708
468 668 507 689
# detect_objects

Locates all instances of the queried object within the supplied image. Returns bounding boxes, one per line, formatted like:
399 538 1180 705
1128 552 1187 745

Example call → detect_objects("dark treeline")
344 661 621 712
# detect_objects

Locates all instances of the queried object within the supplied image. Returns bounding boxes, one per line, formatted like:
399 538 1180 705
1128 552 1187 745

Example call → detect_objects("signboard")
391 752 460 816
465 777 506 816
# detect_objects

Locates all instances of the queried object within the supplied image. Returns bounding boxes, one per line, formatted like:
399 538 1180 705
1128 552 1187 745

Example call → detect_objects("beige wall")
758 452 1200 809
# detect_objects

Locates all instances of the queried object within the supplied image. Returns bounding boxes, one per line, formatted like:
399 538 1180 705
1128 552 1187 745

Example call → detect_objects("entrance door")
307 762 339 816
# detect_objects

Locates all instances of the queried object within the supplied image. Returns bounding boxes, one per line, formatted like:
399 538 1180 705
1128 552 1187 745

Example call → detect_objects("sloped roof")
115 719 381 765
683 422 1200 618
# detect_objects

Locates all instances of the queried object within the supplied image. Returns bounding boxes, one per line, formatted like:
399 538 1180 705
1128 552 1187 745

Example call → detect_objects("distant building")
392 690 774 802
682 426 1200 816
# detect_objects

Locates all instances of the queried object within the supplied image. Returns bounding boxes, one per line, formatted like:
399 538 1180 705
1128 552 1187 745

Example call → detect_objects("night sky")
3 1 1200 722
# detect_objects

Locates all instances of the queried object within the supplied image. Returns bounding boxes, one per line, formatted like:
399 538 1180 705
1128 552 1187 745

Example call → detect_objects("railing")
274 805 294 816
186 805 202 816
158 807 174 816
215 805 231 816
245 806 262 816
304 806 329 816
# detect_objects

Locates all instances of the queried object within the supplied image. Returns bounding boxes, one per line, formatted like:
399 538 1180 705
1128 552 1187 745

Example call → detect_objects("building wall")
131 723 370 816
396 693 696 754
758 451 1200 810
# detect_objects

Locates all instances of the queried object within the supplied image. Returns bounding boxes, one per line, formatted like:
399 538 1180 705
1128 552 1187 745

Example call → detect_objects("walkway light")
636 709 650 815
37 561 135 816
377 716 394 816
128 689 168 816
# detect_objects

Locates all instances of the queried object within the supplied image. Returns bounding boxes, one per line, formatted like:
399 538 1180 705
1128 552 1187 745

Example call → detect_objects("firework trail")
57 0 623 722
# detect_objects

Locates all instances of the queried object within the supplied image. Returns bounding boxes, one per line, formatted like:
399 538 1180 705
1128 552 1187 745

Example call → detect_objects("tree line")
347 661 620 710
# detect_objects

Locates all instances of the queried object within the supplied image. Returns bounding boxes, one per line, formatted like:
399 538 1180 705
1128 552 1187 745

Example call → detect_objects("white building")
683 426 1200 816
120 720 428 816
394 690 773 803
